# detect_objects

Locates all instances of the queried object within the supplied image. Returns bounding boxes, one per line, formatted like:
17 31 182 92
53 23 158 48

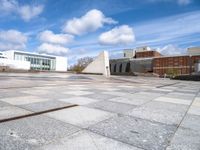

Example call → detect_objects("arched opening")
125 62 130 72
114 64 117 72
119 64 122 72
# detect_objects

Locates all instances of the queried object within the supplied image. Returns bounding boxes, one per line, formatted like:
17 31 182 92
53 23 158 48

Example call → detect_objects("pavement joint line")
0 104 78 123
165 90 199 148
156 82 179 88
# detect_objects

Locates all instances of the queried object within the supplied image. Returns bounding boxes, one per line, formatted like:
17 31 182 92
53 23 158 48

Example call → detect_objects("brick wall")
136 51 161 58
153 55 200 75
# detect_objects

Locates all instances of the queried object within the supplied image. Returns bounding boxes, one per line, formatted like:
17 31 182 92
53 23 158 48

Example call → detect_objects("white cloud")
0 0 17 13
0 0 44 21
133 11 200 47
0 29 27 50
177 0 191 5
18 5 44 21
99 25 135 45
157 44 186 55
149 0 192 5
63 9 117 35
39 30 73 45
38 43 69 55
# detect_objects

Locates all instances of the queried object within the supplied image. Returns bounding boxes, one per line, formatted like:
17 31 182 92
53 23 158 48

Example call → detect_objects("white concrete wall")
124 49 135 58
3 50 15 59
82 51 110 77
0 58 30 70
188 47 200 55
55 56 67 71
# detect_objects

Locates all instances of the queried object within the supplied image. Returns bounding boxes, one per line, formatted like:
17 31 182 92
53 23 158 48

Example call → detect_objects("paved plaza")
0 72 200 150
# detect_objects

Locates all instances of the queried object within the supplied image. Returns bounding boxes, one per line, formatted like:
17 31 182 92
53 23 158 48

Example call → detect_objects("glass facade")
14 52 56 70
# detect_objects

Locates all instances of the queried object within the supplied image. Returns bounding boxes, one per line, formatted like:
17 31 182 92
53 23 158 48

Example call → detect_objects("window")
119 64 122 72
125 62 130 72
114 64 117 72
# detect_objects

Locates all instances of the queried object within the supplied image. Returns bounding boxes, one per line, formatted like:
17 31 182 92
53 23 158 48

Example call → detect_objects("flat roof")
4 50 65 59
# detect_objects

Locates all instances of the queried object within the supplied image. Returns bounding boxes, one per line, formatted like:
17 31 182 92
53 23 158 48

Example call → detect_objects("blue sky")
0 0 200 65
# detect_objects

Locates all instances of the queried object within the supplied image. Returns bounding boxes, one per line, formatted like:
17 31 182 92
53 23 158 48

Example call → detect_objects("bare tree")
69 57 93 73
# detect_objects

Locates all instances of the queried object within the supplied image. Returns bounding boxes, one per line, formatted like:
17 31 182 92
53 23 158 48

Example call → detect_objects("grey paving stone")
0 106 32 120
109 96 151 106
0 96 49 105
165 92 195 101
59 96 99 105
153 96 192 105
0 89 29 98
40 130 140 150
62 91 94 96
167 128 200 150
20 100 72 112
180 114 200 131
87 100 136 114
46 106 115 128
89 115 176 150
39 92 74 99
0 100 11 107
127 101 188 125
85 93 117 100
188 106 200 116
0 115 79 150
133 91 164 99
103 91 136 98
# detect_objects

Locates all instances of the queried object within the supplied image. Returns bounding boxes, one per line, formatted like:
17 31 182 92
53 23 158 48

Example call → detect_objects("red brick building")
153 55 200 76
136 50 161 58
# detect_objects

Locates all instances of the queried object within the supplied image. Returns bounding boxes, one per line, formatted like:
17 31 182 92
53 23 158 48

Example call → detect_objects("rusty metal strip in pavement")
0 104 78 123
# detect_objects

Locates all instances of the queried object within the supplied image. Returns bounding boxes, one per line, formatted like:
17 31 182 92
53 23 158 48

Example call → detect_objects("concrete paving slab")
152 88 173 92
134 91 164 99
40 130 140 150
109 96 150 105
127 101 188 125
0 96 49 105
0 115 79 150
165 92 195 101
46 106 114 128
192 97 200 107
85 93 117 100
180 114 200 131
67 86 90 90
154 96 192 105
59 96 100 105
0 89 29 98
20 100 72 112
188 106 200 116
103 91 138 99
0 106 32 120
0 101 11 107
167 128 200 150
21 89 50 95
62 91 94 96
86 100 136 114
89 115 176 150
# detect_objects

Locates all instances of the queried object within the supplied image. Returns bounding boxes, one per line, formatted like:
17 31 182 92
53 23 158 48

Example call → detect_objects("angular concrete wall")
82 51 110 77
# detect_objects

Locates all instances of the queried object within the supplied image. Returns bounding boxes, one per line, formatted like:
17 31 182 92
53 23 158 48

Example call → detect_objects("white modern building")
0 50 67 71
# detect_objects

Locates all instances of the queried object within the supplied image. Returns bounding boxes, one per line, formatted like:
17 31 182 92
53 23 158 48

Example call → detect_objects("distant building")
187 47 200 55
123 49 135 58
153 55 200 75
110 46 200 76
135 46 151 52
135 50 161 58
0 50 67 71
